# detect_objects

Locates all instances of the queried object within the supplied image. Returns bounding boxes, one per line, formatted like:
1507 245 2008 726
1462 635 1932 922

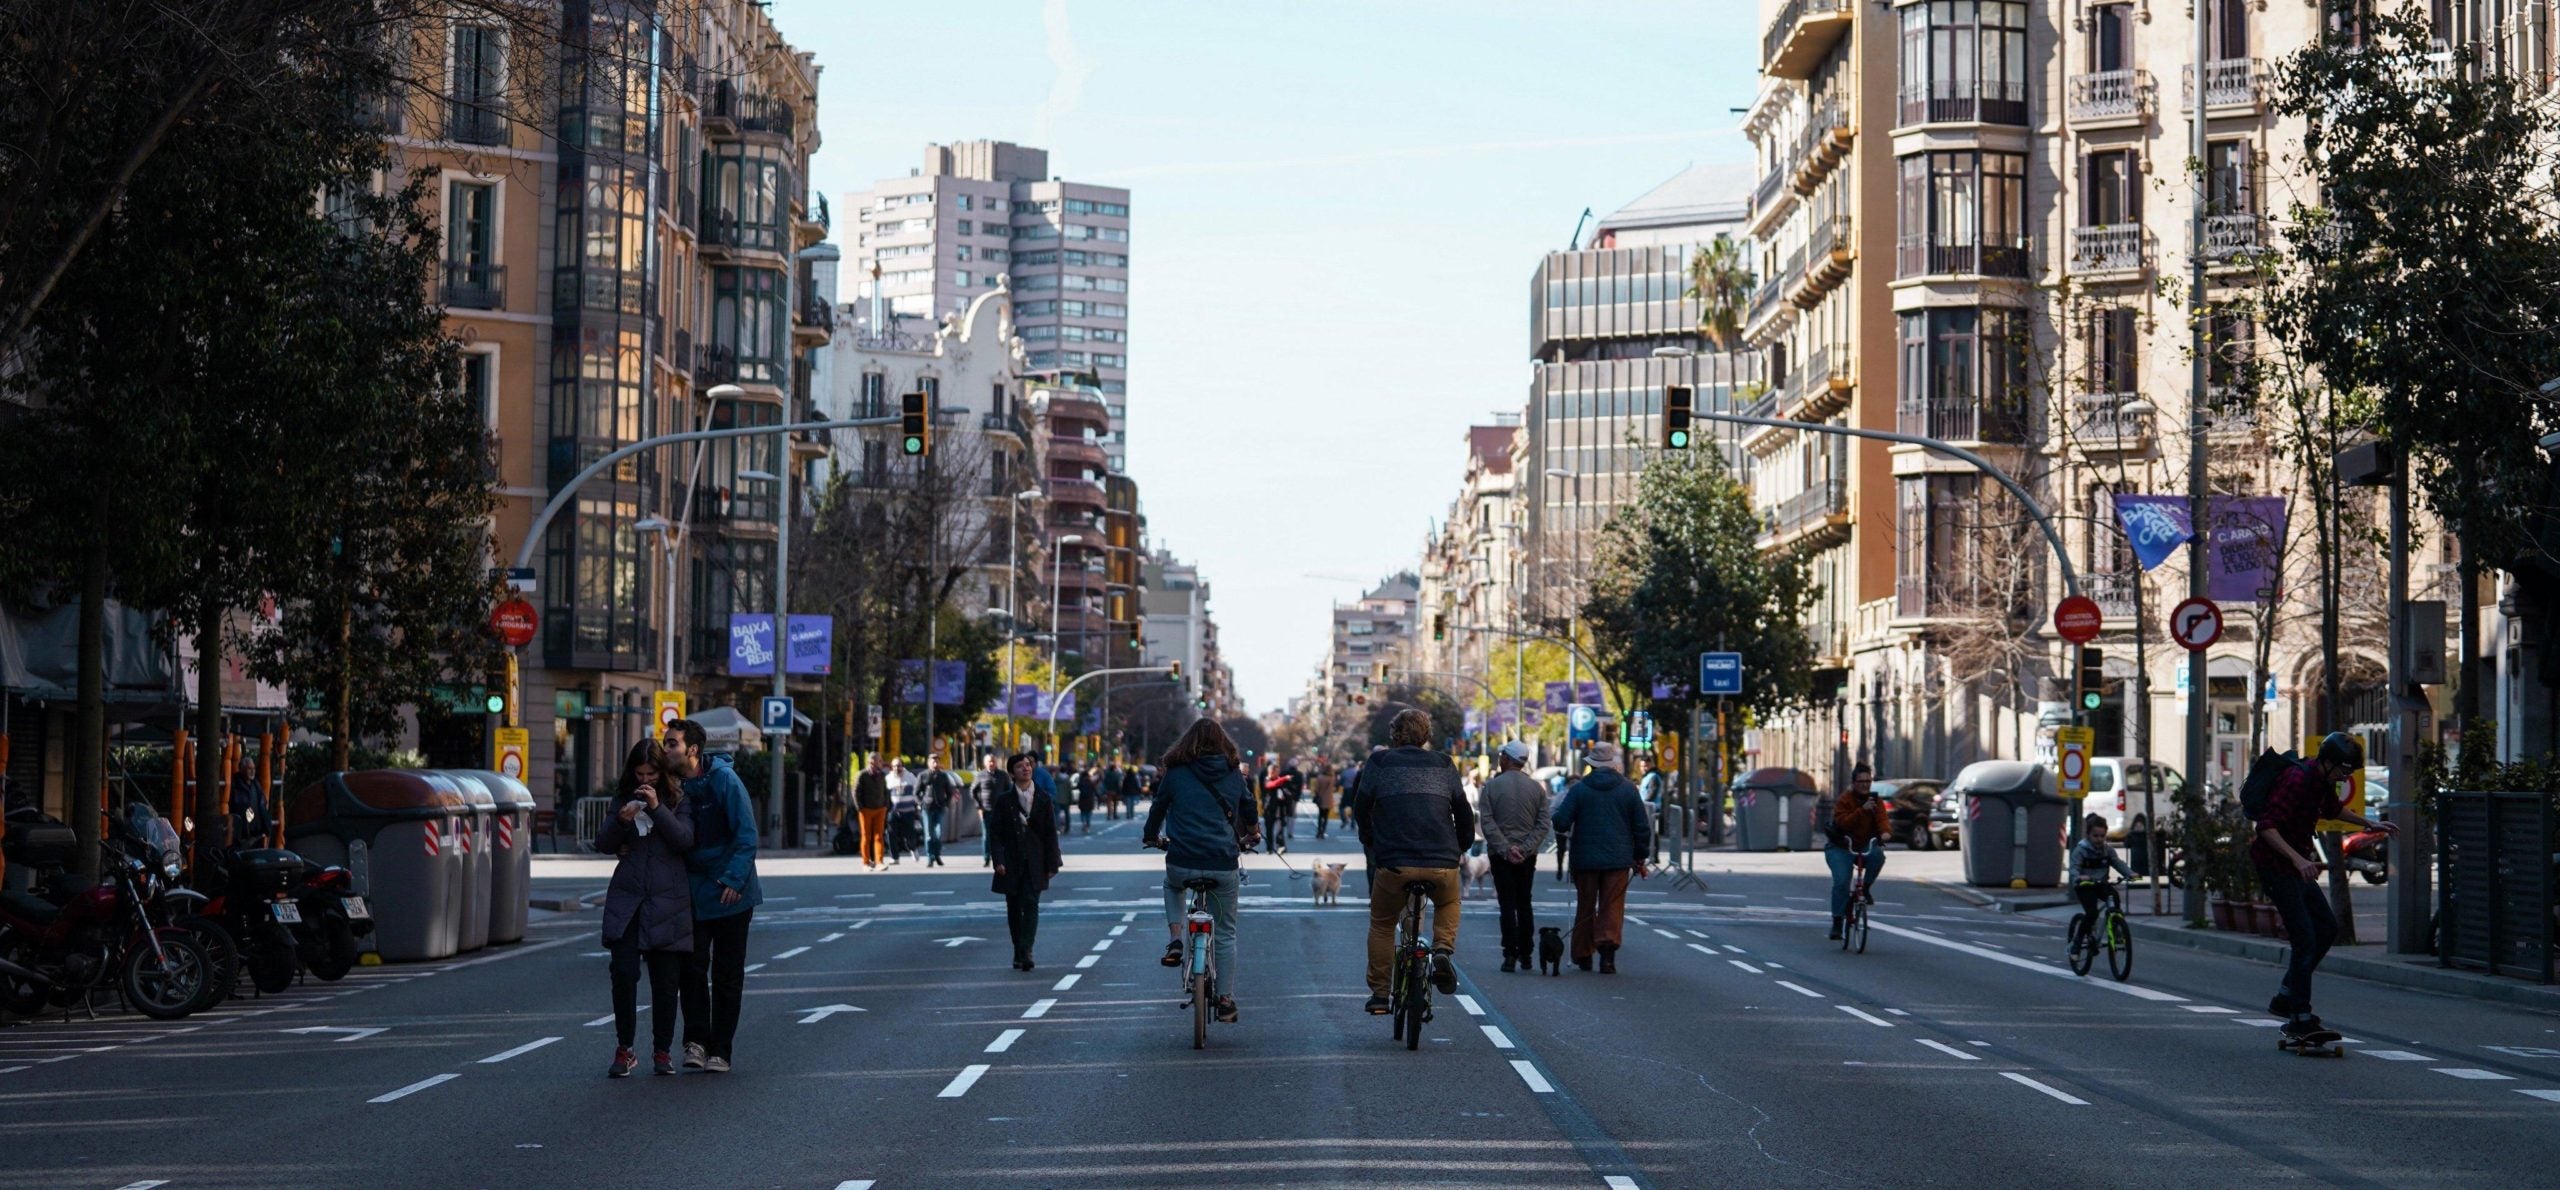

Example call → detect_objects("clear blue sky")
772 0 1762 713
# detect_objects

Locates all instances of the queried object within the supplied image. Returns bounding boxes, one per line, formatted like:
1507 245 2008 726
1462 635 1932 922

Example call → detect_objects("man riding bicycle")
1349 709 1475 1016
1142 718 1259 1023
1825 763 1889 941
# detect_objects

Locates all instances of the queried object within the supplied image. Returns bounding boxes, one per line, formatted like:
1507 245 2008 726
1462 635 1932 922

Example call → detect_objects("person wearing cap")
1478 739 1552 973
1551 742 1651 973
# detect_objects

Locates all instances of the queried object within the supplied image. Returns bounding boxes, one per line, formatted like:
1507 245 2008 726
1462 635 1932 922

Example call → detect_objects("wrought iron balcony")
1898 397 2028 445
443 99 508 146
2202 386 2258 438
2069 392 2150 447
2201 213 2264 261
2181 59 2264 111
441 262 505 310
2067 70 2150 123
2070 225 2146 274
1897 81 2029 128
1896 236 2032 280
1767 477 1848 538
2085 570 2140 619
1763 0 1854 79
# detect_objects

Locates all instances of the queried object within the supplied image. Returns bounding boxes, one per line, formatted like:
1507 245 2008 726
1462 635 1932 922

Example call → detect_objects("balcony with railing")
1790 100 1850 194
2201 213 2264 261
2202 386 2258 439
1899 397 2029 445
793 297 835 345
2085 570 2141 619
1806 616 1847 666
1897 81 2030 128
2069 225 2146 276
1753 164 1790 225
2068 392 2150 450
1763 0 1854 79
1799 214 1855 304
442 99 508 146
2067 69 2152 125
2181 59 2264 111
441 261 505 310
1761 477 1849 548
702 80 796 138
1896 235 2032 281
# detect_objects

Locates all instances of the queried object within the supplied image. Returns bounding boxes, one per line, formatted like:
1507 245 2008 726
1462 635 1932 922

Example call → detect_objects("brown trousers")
1366 866 1462 995
857 807 889 865
1571 868 1633 962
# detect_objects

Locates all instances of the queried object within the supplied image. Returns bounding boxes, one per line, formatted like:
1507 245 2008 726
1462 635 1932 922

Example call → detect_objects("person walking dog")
1552 743 1650 974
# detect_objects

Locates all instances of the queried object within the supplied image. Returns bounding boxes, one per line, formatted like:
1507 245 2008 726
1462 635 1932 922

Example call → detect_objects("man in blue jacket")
1553 743 1651 974
661 718 763 1073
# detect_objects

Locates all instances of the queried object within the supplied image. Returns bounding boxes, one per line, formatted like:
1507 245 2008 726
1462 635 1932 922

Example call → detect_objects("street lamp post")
640 383 743 692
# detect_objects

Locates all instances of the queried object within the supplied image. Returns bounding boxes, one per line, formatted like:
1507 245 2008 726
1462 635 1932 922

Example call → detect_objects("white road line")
1624 915 1649 926
2519 1089 2560 1103
2001 1072 2089 1105
1604 1178 1640 1190
1023 999 1057 1019
1728 960 1763 975
1837 1005 1894 1027
1481 1026 1513 1049
986 1029 1025 1053
1510 1060 1554 1093
0 1066 28 1075
743 963 767 973
835 1181 877 1190
2236 1018 2285 1027
1075 955 1099 968
582 1013 616 1028
1722 945 1747 954
1122 911 1138 922
917 890 955 896
1774 981 1824 999
819 933 844 943
852 919 874 929
938 1064 990 1098
1688 943 1720 958
833 893 874 899
774 947 811 960
1766 963 1786 970
478 1037 562 1064
1653 929 1680 940
1108 925 1127 937
1971 1040 1993 1047
1917 1039 1981 1061
2364 1050 2435 1061
1075 886 1113 891
1884 1009 1910 1016
368 1073 460 1104
109 1182 171 1190
1868 921 2188 1003
1685 929 1712 939
1455 995 1484 1016
1091 939 1113 952
2437 1068 2516 1081
1053 974 1081 991
2182 1005 2239 1014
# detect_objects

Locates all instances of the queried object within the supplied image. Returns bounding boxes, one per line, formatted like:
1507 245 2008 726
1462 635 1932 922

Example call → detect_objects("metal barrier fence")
2437 790 2556 984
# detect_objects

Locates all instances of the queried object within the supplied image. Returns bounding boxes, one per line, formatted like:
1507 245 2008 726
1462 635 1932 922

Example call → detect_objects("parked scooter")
0 808 211 1020
287 860 372 981
193 818 311 997
2338 826 2390 884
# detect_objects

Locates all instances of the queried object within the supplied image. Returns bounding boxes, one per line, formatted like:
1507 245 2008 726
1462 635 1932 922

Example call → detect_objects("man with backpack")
917 753 959 867
2248 732 2395 1040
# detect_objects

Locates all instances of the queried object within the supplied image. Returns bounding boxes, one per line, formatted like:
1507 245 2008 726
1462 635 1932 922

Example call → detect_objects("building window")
1017 300 1055 317
2083 149 2142 226
443 180 502 308
2205 139 2256 216
1897 0 2030 126
707 148 785 252
2088 2 2132 71
708 268 786 385
1897 308 2027 443
858 372 886 417
547 328 650 483
446 24 507 145
459 349 496 430
2085 306 2138 395
1895 150 2026 277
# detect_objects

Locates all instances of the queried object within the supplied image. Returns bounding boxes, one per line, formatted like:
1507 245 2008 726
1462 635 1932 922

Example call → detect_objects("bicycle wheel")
2067 913 2095 976
1389 934 1408 1042
1850 900 1870 954
1191 969 1209 1049
2105 910 2133 982
1401 950 1426 1051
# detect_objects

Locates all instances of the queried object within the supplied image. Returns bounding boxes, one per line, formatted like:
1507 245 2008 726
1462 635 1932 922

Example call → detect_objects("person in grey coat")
1478 740 1552 973
1552 743 1651 974
595 740 696 1077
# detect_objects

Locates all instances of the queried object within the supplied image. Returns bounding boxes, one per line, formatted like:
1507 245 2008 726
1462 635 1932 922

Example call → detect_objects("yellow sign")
2055 726 2095 799
2310 735 2367 833
653 691 687 733
493 727 530 781
1658 732 1679 771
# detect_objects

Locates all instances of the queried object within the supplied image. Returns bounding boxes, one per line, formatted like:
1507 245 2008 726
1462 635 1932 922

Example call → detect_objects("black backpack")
2239 749 2300 820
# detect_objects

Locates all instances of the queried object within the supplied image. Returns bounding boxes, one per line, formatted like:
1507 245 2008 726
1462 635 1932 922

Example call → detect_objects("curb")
527 888 607 913
1921 879 2073 914
2127 918 2560 1013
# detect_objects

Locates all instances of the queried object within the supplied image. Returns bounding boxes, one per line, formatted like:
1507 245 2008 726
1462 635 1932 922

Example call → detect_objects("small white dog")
1460 848 1492 898
1312 862 1346 906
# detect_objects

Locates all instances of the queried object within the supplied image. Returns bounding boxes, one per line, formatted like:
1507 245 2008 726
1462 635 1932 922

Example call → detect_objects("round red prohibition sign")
2053 595 2104 645
2169 597 2224 651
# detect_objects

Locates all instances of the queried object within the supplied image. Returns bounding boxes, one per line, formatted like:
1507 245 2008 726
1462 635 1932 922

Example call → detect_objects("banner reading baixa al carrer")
2110 494 2288 604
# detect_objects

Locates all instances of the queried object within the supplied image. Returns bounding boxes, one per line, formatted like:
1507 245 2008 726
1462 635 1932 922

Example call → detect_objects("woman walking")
595 740 695 1077
1143 719 1259 1023
986 752 1063 970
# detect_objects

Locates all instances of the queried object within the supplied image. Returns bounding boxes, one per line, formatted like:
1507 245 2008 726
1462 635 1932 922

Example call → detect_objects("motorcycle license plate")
342 896 371 921
269 901 303 924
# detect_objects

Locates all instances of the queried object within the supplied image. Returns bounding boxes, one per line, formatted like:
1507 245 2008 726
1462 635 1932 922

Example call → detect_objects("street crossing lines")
1917 1039 1981 1061
2001 1072 2089 1105
1837 1006 1895 1027
368 1073 459 1104
1509 1059 1555 1093
937 1064 990 1098
986 1029 1024 1053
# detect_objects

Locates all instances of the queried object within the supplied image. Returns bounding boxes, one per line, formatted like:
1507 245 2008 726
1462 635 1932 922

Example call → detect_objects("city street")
6 809 2559 1189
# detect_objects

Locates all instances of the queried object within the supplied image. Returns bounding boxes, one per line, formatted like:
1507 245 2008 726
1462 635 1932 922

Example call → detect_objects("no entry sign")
2169 597 2224 651
2053 595 2104 645
489 598 538 649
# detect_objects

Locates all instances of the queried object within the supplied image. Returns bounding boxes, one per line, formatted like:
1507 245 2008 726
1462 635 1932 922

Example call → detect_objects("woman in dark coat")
595 739 695 1077
986 751 1063 971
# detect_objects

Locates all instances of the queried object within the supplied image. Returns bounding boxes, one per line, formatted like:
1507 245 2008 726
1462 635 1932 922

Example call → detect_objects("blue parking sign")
1698 652 1743 696
761 695 795 732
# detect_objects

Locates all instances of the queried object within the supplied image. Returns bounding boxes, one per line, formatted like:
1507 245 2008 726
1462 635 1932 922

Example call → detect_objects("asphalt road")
7 808 2560 1188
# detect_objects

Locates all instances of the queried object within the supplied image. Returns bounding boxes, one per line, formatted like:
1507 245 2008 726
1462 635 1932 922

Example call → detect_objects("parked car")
1872 778 1946 850
1929 788 1962 849
2080 757 2188 840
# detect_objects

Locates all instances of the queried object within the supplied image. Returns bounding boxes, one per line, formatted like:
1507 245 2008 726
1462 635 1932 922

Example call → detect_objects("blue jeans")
1826 841 1884 919
923 808 945 863
1163 865 1240 999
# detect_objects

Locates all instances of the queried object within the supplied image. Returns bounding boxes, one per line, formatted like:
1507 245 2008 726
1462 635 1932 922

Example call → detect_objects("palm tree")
1685 234 1754 352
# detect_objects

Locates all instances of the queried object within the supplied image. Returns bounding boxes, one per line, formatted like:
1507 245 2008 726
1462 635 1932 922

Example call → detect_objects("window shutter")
2238 140 2256 215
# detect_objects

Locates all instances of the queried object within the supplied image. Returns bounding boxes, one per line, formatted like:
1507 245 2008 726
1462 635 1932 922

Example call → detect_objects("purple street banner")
2111 494 2194 572
2207 496 2289 604
1575 680 1603 707
1523 703 1544 727
1007 684 1042 717
1543 682 1571 713
1464 708 1484 734
896 660 926 704
727 614 776 676
785 616 832 675
1054 690 1077 722
1651 679 1688 700
932 659 966 705
1080 704 1101 733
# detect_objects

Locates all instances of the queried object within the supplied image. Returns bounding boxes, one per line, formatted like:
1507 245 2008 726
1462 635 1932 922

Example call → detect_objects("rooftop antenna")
1566 207 1594 250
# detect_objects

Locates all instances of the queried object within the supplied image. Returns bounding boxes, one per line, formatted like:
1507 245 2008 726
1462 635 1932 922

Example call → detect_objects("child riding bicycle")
2070 814 2136 920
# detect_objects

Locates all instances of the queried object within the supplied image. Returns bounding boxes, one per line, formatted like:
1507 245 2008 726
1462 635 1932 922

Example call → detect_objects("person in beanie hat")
1551 743 1651 973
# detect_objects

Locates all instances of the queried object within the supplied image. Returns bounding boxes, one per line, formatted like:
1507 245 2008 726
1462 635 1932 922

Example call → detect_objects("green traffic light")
902 436 923 454
1669 429 1690 448
2081 691 2102 710
483 693 506 715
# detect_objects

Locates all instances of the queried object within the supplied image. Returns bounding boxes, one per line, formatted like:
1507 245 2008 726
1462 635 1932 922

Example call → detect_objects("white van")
2079 758 2188 839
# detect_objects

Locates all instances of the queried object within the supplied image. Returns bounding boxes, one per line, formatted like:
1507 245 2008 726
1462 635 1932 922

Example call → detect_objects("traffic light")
1168 659 1182 683
1432 613 1446 642
1663 384 1694 450
2078 647 2105 711
899 390 930 456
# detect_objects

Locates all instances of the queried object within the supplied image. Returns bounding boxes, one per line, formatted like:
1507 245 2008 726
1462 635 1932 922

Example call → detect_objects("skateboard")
2277 1029 2345 1057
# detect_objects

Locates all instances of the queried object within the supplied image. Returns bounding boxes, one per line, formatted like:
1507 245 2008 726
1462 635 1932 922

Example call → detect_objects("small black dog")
1537 927 1564 976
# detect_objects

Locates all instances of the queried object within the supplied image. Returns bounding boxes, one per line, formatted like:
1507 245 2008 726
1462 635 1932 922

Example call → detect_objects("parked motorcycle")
287 860 372 981
193 827 311 996
2339 827 2390 884
0 809 211 1020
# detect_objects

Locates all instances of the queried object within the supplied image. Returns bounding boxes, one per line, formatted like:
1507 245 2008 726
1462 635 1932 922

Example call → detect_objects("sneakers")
1500 956 1518 973
608 1047 637 1078
704 1055 731 1073
1161 941 1183 968
652 1050 675 1076
682 1042 707 1070
2280 1016 2322 1039
1431 950 1458 995
1364 994 1391 1015
1828 918 1844 940
1598 950 1618 975
1214 995 1238 1024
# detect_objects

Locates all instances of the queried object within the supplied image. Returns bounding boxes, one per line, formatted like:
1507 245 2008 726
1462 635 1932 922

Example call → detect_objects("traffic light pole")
1046 665 1181 756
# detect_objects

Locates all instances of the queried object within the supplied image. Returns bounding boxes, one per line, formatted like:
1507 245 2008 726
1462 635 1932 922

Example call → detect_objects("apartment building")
1415 421 1523 707
1327 574 1422 703
1030 377 1144 679
395 0 824 803
1143 548 1239 720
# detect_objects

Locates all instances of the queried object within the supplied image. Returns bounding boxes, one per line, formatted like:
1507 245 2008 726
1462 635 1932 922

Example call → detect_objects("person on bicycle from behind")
2070 814 2136 925
1142 718 1260 1023
1350 709 1476 1015
1825 763 1890 940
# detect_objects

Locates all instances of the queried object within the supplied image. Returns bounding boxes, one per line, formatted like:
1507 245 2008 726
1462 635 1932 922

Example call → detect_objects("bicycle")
2066 880 2133 981
1174 874 1223 1049
1840 856 1874 954
1388 879 1435 1050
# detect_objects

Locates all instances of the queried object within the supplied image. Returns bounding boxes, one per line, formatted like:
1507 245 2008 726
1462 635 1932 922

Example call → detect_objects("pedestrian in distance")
2252 732 2395 1040
1552 743 1650 974
1350 710 1475 1015
1478 740 1552 973
595 740 694 1077
1824 763 1889 941
853 754 892 870
987 751 1064 971
1033 747 1068 836
973 752 1001 868
1102 760 1126 822
661 718 762 1074
1260 762 1294 854
917 752 958 868
1143 718 1260 1023
1309 763 1338 840
1075 764 1098 834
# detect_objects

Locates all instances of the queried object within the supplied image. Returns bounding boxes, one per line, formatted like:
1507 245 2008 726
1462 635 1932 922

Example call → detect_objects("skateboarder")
2250 732 2394 1046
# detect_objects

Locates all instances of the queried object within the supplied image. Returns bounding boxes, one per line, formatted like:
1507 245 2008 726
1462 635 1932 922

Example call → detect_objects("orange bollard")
171 728 190 852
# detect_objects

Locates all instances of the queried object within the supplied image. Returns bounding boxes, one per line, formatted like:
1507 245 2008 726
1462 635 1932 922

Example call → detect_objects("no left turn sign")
2169 597 2224 651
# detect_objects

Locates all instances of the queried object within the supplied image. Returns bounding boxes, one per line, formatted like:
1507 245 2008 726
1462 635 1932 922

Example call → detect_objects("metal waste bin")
1952 761 2068 888
1729 768 1819 852
442 771 497 953
462 769 535 944
285 770 469 962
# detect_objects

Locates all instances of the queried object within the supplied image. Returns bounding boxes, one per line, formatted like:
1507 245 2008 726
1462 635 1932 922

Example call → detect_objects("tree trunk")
193 579 226 873
333 594 352 770
69 515 107 880
2315 397 2355 943
2455 550 2482 730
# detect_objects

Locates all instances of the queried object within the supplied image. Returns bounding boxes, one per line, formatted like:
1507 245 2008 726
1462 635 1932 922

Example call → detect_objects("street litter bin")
441 771 497 954
1729 768 1819 852
285 770 469 962
464 769 535 945
1952 760 2067 888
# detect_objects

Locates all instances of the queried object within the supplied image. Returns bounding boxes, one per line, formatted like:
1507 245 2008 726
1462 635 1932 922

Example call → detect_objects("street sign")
492 727 529 780
653 691 686 733
865 704 884 743
2169 597 2224 651
504 567 537 594
761 696 795 733
1697 651 1743 696
1625 710 1654 750
2312 734 2368 833
488 598 538 649
2053 595 2104 645
1567 704 1599 743
2055 726 2095 799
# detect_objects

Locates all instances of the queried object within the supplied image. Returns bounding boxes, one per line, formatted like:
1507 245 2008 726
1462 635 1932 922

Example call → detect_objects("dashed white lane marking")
917 891 955 896
1023 999 1057 1019
1090 939 1114 952
820 933 844 943
2437 1068 2515 1081
581 1013 617 1028
1728 960 1763 975
1510 1060 1555 1093
835 1181 878 1190
2236 1018 2285 1028
1605 1178 1641 1190
0 1066 27 1075
479 1037 562 1064
852 919 873 929
1917 1039 1981 1061
1765 963 1786 970
1868 922 2188 1003
743 963 767 973
1970 1040 1993 1047
2519 1089 2560 1103
2364 1050 2434 1061
2183 1005 2239 1014
1121 911 1139 923
1884 1009 1910 1016
1722 945 1747 954
833 893 874 899
1653 929 1681 941
1075 955 1099 969
1108 925 1127 937
1623 915 1649 926
368 1073 460 1104
1455 995 1484 1017
1053 974 1081 991
938 1065 990 1098
1482 1026 1514 1049
1685 929 1712 939
1774 981 1824 999
1687 943 1720 959
774 947 811 960
110 1182 171 1190
2002 1072 2089 1105
986 1029 1025 1053
1837 1006 1895 1027
1075 886 1113 891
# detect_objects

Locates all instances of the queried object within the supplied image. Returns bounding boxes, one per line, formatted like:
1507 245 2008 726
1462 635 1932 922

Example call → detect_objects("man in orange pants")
852 754 893 869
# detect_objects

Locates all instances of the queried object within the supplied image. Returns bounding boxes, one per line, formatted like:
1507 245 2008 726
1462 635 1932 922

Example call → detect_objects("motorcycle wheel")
307 914 358 981
177 916 240 1010
2360 863 2388 886
122 934 210 1020
248 929 296 994
0 931 49 1017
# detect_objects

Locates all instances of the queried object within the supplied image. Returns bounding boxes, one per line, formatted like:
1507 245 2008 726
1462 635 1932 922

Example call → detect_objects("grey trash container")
285 770 469 962
1952 760 2068 888
463 769 536 944
1729 768 1819 852
440 771 497 953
